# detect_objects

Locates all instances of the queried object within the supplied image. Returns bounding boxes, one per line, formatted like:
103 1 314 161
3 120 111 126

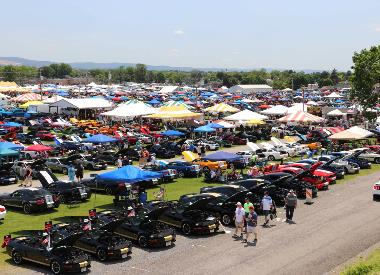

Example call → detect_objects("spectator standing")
68 165 76 182
233 202 245 238
244 206 258 244
24 165 33 187
243 197 253 229
261 191 273 227
75 162 84 183
117 156 123 169
285 190 298 222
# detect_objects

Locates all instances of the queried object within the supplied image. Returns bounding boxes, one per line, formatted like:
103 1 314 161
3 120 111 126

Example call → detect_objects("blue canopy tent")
193 125 216 133
97 165 162 183
0 141 24 150
148 99 161 105
161 130 185 136
203 151 241 162
207 122 224 129
2 122 23 127
0 148 20 157
83 134 118 143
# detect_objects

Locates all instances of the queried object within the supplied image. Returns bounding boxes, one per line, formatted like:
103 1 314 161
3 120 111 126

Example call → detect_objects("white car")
247 142 287 161
236 151 265 164
0 205 6 220
373 180 380 201
351 148 380 164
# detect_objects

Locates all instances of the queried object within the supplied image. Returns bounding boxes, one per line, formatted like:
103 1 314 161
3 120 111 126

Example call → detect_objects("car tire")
23 203 31 214
268 155 275 161
50 260 62 274
221 214 232 226
62 168 68 175
12 251 23 265
203 166 210 173
60 196 67 204
105 186 113 195
178 171 185 178
87 164 94 170
206 145 210 150
181 222 191 235
97 248 108 261
375 158 380 164
138 235 148 248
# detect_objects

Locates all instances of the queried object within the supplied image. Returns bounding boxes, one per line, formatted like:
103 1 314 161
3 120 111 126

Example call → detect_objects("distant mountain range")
0 56 323 73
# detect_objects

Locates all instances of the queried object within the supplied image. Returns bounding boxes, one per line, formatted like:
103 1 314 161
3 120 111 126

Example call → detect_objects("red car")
35 131 56 141
280 162 336 185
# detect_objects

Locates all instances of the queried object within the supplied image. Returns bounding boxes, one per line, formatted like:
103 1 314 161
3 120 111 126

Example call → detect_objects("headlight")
195 223 200 226
149 235 155 239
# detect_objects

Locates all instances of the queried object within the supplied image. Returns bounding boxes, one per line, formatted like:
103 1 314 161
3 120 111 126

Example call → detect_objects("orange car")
182 151 227 172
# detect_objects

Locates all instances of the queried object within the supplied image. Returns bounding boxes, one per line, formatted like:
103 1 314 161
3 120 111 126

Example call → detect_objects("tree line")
0 63 352 90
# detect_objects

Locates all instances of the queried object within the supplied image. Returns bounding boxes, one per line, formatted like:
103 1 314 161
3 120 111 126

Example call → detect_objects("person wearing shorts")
261 191 273 227
244 206 258 244
233 202 245 238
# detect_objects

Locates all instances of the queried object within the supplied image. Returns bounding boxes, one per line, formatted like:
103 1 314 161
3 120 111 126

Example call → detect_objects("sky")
1 0 379 71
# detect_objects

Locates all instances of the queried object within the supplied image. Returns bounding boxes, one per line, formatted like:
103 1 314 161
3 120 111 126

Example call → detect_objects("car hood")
36 170 59 187
52 232 84 247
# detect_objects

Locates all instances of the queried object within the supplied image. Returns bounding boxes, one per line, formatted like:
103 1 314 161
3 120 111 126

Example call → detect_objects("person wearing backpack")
285 190 298 221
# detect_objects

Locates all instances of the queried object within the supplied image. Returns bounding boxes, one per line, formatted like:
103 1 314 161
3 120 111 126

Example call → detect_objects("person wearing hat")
244 205 258 244
285 189 298 222
233 202 245 238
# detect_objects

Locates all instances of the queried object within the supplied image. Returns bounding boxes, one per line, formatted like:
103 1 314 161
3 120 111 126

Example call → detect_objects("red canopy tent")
278 111 324 123
25 144 53 152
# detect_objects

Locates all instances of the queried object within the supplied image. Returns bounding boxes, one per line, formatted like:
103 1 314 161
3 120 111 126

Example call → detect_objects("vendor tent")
11 93 42 102
327 109 346 116
193 125 216 133
84 134 118 143
329 126 373 140
25 144 53 152
203 151 241 161
287 103 308 113
145 105 201 120
162 100 194 109
224 109 268 121
97 165 162 183
325 92 343 98
161 130 185 136
261 105 289 116
49 98 112 109
214 120 236 128
101 101 157 118
278 111 324 123
207 122 224 129
204 103 239 113
19 100 43 109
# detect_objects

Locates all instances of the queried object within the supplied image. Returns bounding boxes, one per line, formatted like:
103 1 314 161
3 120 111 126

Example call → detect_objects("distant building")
228 84 273 94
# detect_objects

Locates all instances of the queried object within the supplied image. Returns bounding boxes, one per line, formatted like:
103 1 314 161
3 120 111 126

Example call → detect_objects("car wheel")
181 223 191 235
50 260 62 274
87 164 94 170
221 214 231 226
12 251 23 265
206 145 210 150
97 248 108 261
178 171 185 178
23 203 31 214
62 168 68 175
203 166 210 173
138 235 148 248
375 158 380 164
105 186 113 195
268 155 275 161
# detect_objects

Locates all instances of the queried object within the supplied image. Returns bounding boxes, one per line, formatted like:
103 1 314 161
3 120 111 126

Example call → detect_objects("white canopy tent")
261 105 289 116
329 126 373 140
224 109 268 121
325 92 343 98
287 103 308 113
101 101 157 118
327 109 346 116
49 98 113 109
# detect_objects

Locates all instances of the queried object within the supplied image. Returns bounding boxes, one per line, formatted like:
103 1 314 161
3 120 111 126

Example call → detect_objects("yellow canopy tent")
19 100 43 109
145 105 202 120
204 103 239 113
244 118 265 125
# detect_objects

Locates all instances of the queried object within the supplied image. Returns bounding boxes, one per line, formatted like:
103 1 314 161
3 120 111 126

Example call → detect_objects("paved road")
3 148 380 274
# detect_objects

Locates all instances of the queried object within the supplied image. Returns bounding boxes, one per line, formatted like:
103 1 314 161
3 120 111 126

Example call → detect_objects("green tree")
330 68 340 85
351 45 380 114
41 66 56 78
134 64 147 83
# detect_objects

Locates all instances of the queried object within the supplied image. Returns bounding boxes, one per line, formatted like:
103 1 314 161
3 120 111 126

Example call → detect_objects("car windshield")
29 189 51 196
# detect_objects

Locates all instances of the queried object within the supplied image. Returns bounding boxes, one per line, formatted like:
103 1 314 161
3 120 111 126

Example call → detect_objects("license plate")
122 253 129 258
47 203 54 208
165 241 171 246
81 267 86 272
80 193 87 198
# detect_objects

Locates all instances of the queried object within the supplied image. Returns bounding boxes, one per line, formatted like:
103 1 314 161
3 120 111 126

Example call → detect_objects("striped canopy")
162 100 194 109
11 93 43 103
278 111 324 123
204 102 240 113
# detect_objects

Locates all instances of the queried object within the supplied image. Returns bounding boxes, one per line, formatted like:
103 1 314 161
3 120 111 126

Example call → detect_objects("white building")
228 84 273 94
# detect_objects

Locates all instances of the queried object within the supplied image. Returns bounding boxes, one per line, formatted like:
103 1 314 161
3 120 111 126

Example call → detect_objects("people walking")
285 189 298 222
243 206 258 244
261 191 273 227
243 196 253 230
233 202 245 238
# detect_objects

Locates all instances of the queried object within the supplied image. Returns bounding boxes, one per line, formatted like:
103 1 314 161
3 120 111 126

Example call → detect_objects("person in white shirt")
261 191 273 227
233 202 245 238
117 156 123 169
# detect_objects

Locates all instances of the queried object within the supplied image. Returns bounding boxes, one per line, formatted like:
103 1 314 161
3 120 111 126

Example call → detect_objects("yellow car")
182 151 228 172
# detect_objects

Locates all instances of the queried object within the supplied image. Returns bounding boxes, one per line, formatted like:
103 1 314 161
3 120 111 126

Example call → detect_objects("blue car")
165 161 201 178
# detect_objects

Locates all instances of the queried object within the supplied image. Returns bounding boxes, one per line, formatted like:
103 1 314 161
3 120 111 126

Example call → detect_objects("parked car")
142 164 177 182
81 177 129 195
35 130 56 141
314 155 360 174
165 161 201 178
200 185 247 197
373 180 380 201
66 154 107 170
0 188 60 214
50 223 132 261
192 158 228 172
45 157 70 174
350 148 380 164
5 234 91 274
146 199 219 235
99 208 177 248
332 151 372 169
0 204 6 220
36 170 92 203
0 169 18 185
147 144 176 159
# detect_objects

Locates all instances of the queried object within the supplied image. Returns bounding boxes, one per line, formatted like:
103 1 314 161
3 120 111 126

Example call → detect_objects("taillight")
0 207 5 212
374 185 380 190
36 199 45 205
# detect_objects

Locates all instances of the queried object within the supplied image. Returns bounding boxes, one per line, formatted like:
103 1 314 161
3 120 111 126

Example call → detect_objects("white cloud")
169 48 180 56
173 30 184 36
375 26 380 32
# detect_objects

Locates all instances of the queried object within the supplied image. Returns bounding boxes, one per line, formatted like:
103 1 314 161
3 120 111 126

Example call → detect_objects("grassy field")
341 248 380 275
